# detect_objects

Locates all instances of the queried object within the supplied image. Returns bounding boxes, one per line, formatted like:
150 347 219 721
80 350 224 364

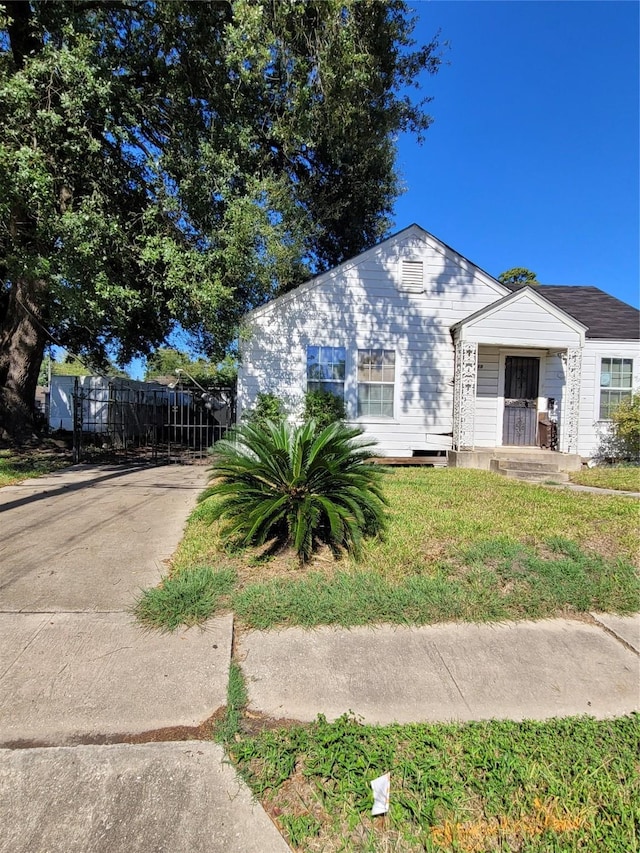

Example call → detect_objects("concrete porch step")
502 469 570 484
449 449 582 474
491 459 563 474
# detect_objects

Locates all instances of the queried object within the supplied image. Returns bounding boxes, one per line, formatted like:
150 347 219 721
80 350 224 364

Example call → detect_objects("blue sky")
393 0 639 307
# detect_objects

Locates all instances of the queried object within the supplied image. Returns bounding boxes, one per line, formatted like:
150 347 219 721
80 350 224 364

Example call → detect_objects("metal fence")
71 378 235 464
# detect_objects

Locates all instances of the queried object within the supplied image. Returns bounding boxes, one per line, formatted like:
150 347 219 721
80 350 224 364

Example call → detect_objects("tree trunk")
0 278 48 441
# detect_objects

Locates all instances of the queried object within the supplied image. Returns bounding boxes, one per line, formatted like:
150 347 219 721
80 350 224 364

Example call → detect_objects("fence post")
72 377 82 464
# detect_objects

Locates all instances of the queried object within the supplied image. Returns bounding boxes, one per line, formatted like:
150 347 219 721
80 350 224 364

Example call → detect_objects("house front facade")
238 225 639 463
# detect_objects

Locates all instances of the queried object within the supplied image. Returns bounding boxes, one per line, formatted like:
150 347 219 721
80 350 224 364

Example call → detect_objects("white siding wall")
474 347 500 446
462 292 583 347
576 339 640 457
239 232 505 455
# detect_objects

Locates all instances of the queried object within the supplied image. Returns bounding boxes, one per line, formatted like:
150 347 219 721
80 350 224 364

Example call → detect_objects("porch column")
453 340 478 450
562 346 582 454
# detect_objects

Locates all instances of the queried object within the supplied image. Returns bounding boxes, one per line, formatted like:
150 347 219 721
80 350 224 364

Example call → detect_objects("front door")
502 356 539 446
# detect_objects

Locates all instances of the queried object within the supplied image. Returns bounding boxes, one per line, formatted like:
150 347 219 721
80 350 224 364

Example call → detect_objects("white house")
237 225 639 466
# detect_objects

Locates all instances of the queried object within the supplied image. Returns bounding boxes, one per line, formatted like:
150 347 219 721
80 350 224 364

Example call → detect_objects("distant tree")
498 268 539 287
145 348 236 386
144 349 194 381
38 351 128 382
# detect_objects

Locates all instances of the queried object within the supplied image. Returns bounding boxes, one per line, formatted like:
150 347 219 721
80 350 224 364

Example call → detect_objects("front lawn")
230 713 640 853
570 465 640 492
136 468 640 630
0 448 71 487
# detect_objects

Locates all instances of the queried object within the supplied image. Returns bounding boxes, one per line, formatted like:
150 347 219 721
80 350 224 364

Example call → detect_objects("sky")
392 0 639 307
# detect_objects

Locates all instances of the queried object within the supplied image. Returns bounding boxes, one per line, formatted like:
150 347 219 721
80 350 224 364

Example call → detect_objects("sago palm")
205 420 387 564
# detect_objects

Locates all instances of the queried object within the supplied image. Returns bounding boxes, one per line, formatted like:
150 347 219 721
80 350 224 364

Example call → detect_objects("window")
599 358 633 419
357 349 395 417
307 346 346 397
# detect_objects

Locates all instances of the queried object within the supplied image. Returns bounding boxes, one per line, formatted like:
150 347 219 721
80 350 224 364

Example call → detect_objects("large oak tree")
0 0 441 438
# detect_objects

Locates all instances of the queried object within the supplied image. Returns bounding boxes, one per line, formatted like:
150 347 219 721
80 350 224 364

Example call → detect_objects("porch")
450 287 587 459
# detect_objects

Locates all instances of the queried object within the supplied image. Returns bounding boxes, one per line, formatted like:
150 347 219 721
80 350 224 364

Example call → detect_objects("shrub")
611 394 640 460
243 392 286 428
597 394 640 462
303 389 346 431
206 420 387 564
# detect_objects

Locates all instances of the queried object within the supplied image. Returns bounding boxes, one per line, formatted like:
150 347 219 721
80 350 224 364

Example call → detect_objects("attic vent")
400 259 424 292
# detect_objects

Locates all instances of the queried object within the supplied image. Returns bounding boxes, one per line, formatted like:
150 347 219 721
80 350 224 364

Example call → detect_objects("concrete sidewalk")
0 464 236 744
238 614 640 725
0 742 289 853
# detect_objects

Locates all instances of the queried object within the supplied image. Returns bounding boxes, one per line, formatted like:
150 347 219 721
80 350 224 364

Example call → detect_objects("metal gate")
502 356 540 446
72 378 235 464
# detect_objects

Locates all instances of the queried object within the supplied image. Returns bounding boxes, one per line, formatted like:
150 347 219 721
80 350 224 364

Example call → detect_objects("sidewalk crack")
0 616 50 682
433 644 473 714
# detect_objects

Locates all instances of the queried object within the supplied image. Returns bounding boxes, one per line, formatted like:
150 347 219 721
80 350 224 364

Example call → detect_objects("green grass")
140 468 640 630
231 539 640 628
214 661 248 744
0 449 71 487
230 713 640 852
570 465 640 492
133 565 235 631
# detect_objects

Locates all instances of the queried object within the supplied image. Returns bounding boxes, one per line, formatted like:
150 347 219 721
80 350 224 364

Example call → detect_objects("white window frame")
306 345 346 400
598 357 633 420
357 348 396 419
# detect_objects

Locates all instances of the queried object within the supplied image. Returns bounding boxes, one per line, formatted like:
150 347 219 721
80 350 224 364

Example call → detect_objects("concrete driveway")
0 463 289 853
1 463 204 611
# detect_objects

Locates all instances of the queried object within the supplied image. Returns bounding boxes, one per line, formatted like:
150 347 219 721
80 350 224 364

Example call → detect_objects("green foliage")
303 388 346 430
232 714 640 852
243 392 287 428
145 347 237 385
610 393 640 460
206 420 387 564
0 0 442 435
37 351 128 383
133 565 236 631
595 393 640 462
497 267 539 287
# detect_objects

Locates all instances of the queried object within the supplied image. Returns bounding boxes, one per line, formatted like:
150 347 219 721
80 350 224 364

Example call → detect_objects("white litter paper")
370 773 390 816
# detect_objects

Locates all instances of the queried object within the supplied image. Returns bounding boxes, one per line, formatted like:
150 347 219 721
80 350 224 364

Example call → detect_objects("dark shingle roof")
503 284 639 339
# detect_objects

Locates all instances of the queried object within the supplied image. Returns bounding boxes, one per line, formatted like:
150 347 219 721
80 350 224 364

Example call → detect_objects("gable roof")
502 284 639 340
451 285 587 345
246 224 508 320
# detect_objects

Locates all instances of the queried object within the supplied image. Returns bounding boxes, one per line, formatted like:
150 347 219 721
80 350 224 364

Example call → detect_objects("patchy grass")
0 448 71 487
230 713 640 853
214 661 249 745
133 565 235 631
231 540 639 629
151 469 639 630
570 465 640 492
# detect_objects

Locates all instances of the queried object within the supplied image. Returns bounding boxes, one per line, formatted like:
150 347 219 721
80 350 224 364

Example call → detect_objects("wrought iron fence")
71 378 235 464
